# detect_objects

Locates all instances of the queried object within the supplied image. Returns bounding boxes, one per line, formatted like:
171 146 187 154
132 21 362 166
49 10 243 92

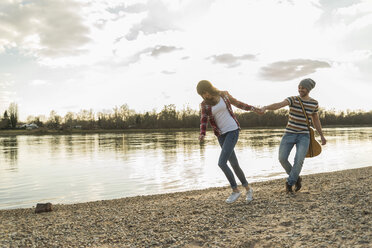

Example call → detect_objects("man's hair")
196 80 220 96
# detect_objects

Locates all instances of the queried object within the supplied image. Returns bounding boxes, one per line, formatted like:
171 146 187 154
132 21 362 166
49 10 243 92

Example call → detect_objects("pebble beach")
0 166 371 248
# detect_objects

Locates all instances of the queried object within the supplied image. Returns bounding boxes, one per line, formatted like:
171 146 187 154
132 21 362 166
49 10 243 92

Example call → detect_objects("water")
0 127 371 209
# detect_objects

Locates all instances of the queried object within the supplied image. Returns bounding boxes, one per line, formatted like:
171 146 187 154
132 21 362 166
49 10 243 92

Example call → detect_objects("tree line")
1 103 372 130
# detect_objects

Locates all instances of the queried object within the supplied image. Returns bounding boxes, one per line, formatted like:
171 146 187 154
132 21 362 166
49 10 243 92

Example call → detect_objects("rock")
35 203 53 214
279 221 292 227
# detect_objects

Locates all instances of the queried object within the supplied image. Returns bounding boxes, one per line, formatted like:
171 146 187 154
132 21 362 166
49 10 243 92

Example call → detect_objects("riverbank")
0 167 371 247
1 125 371 136
0 128 200 136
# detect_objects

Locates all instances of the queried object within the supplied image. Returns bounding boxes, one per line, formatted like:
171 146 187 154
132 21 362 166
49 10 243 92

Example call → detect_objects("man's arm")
311 112 327 145
262 100 289 111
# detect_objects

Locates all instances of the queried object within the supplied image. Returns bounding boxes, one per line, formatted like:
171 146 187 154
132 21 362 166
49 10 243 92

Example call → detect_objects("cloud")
343 24 372 51
317 0 361 12
125 1 177 41
107 3 148 14
207 53 256 68
161 70 176 75
0 75 16 109
30 80 48 86
125 45 182 65
150 45 182 57
0 91 16 109
260 59 331 81
315 0 362 25
161 91 170 99
335 2 372 51
125 0 215 40
0 0 91 57
62 105 79 110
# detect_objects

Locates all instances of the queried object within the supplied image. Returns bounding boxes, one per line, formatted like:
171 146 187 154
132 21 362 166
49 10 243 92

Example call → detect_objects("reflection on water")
0 136 18 170
0 127 371 209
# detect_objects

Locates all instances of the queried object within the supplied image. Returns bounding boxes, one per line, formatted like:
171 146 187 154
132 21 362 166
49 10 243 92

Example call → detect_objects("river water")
0 127 371 209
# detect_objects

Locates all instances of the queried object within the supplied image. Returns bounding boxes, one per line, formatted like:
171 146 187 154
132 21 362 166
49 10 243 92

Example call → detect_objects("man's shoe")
295 176 302 192
246 188 253 203
285 182 293 194
226 192 241 203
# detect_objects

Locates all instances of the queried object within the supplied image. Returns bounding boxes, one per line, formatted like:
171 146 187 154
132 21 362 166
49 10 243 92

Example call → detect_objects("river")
0 127 371 209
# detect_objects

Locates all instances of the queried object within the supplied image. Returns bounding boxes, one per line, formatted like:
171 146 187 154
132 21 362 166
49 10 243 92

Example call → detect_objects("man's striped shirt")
285 96 318 134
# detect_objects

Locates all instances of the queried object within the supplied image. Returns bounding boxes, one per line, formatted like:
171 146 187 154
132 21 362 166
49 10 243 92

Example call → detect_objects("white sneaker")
246 188 253 203
226 192 241 203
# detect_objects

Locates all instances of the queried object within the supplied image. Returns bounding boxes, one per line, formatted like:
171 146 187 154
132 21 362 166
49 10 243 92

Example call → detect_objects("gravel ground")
0 166 371 248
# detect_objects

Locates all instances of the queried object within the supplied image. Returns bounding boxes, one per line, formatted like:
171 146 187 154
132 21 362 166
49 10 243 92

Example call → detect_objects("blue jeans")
217 129 248 189
278 132 310 186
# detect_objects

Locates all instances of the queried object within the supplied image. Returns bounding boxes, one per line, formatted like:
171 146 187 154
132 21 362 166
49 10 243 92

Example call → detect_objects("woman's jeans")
278 132 310 186
217 129 248 189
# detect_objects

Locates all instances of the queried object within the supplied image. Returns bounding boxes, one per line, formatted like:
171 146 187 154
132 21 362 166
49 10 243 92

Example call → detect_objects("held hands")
260 106 267 113
253 106 267 115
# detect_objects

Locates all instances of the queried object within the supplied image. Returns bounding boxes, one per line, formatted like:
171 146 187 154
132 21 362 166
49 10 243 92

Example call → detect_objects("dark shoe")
285 182 293 193
295 177 302 192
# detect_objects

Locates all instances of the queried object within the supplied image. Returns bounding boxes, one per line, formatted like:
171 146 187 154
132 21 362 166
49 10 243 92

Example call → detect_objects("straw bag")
297 97 322 158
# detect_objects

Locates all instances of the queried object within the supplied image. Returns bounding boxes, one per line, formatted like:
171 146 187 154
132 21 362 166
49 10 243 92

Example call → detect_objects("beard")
299 92 308 98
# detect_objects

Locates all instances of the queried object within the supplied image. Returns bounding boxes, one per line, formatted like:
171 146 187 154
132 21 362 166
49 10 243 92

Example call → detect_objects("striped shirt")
285 96 318 134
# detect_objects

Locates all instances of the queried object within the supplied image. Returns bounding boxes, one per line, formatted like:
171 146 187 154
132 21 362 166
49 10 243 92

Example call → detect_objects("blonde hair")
196 80 220 96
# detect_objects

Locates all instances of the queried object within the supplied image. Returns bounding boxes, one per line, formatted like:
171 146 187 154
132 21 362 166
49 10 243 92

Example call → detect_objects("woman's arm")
311 112 327 145
226 92 261 114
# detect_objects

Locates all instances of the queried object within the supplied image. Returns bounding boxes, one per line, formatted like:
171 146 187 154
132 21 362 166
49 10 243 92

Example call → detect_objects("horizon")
1 0 372 121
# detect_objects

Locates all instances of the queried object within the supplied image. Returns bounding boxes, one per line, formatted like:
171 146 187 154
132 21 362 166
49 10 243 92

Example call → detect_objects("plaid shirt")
199 91 255 137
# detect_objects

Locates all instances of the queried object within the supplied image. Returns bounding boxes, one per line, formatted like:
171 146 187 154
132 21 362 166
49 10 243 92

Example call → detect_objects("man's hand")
253 107 265 115
320 136 327 145
260 106 267 114
199 134 205 142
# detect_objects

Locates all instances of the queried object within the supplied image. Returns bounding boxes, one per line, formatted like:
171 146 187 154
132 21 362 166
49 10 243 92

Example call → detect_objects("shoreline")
0 124 371 136
1 166 371 247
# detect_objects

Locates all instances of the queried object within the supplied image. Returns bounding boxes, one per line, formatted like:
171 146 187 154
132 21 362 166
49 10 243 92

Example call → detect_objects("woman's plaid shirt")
199 91 255 137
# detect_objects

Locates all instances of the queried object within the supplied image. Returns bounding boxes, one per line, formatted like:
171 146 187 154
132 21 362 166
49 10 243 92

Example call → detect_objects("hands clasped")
253 106 267 115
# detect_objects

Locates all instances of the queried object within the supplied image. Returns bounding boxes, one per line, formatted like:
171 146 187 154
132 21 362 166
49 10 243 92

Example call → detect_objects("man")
261 78 327 193
197 80 261 203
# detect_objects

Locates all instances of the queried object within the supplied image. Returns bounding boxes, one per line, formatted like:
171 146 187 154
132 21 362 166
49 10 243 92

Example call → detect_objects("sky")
0 0 372 121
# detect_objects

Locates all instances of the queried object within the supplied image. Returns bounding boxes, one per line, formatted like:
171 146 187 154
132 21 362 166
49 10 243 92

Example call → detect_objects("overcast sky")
1 0 372 121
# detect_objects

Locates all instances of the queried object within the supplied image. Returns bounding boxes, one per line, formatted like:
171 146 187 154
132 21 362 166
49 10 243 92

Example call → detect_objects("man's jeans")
217 129 248 189
278 132 310 186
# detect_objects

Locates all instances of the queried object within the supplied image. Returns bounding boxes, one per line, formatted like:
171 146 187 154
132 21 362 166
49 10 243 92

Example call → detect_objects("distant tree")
158 104 178 128
46 110 62 129
64 112 75 128
141 110 158 129
26 115 35 124
76 109 96 129
97 111 113 129
180 105 199 128
8 103 18 128
4 102 370 131
0 110 11 129
34 116 44 127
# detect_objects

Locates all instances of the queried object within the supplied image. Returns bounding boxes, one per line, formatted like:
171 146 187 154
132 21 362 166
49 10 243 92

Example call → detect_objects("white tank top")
211 97 238 134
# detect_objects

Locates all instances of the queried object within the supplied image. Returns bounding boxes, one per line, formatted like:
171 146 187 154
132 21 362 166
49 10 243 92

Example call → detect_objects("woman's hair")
196 80 220 96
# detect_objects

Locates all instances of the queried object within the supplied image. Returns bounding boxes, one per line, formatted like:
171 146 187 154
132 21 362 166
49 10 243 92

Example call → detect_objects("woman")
197 80 261 203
